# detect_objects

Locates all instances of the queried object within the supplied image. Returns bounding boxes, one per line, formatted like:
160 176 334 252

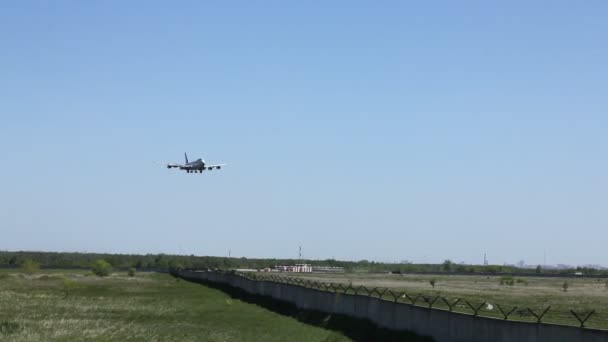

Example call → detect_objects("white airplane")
162 153 227 173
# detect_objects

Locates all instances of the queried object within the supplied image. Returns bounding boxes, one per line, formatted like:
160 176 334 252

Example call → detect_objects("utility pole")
298 246 302 261
484 253 488 266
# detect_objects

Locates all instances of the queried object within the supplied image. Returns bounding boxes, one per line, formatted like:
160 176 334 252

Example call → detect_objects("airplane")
162 153 226 173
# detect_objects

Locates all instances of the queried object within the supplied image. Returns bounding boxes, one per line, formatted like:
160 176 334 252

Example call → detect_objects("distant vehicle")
162 153 226 173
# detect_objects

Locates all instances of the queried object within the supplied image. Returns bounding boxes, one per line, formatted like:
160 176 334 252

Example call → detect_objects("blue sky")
1 1 607 266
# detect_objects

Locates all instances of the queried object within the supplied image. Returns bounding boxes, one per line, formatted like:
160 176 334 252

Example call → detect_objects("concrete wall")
176 270 608 342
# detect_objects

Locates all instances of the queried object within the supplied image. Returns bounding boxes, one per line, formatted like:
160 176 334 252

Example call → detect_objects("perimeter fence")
217 270 606 330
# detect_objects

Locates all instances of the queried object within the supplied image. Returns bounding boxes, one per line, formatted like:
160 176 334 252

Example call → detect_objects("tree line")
0 250 606 276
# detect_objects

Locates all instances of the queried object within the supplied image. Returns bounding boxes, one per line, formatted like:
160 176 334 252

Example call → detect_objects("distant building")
270 264 344 273
273 264 312 273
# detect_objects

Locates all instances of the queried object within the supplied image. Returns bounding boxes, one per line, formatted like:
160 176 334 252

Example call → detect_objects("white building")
273 264 312 273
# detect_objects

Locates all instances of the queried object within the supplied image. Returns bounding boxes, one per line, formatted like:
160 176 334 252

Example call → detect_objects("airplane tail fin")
184 153 189 164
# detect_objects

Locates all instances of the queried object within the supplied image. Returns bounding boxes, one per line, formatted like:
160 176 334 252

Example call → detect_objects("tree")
128 268 136 277
8 256 18 266
21 259 40 274
442 260 453 272
562 281 569 292
429 279 436 288
536 265 542 274
92 259 112 277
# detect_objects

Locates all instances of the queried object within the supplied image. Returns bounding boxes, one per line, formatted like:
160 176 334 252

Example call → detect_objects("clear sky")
1 1 607 266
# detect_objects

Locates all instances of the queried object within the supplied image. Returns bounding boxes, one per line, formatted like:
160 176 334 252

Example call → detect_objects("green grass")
0 270 348 341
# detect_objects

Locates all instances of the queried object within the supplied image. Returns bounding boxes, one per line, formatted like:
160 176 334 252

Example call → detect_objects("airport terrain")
0 269 347 341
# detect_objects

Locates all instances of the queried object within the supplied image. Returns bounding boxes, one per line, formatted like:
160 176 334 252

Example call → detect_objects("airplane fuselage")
164 153 225 173
180 159 205 171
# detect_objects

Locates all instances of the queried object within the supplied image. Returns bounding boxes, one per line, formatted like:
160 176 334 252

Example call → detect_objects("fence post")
570 310 595 328
406 294 421 305
354 285 364 295
528 307 551 324
378 288 388 300
441 298 461 312
423 295 440 308
496 304 518 320
465 301 486 316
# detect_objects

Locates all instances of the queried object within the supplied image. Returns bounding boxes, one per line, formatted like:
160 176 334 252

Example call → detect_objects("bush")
92 260 112 277
562 281 569 292
429 279 436 288
500 276 514 286
0 321 21 334
61 277 75 299
128 268 136 277
442 260 453 272
21 259 40 274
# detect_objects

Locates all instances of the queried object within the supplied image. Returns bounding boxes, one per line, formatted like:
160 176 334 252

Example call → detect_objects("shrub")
562 281 569 292
20 259 40 275
0 321 21 334
128 268 136 277
500 276 514 286
442 260 453 272
62 277 75 299
429 279 436 288
92 260 112 277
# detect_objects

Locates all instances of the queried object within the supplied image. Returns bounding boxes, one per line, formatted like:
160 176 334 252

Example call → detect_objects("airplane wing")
205 163 227 170
156 162 182 169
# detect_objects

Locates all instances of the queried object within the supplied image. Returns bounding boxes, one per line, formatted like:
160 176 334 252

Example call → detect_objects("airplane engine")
216 166 221 170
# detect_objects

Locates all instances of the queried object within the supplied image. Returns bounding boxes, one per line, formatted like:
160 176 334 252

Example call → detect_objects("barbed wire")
205 270 605 329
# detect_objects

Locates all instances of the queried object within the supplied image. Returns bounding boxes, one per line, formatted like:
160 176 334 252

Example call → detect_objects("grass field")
0 269 349 341
284 272 608 329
